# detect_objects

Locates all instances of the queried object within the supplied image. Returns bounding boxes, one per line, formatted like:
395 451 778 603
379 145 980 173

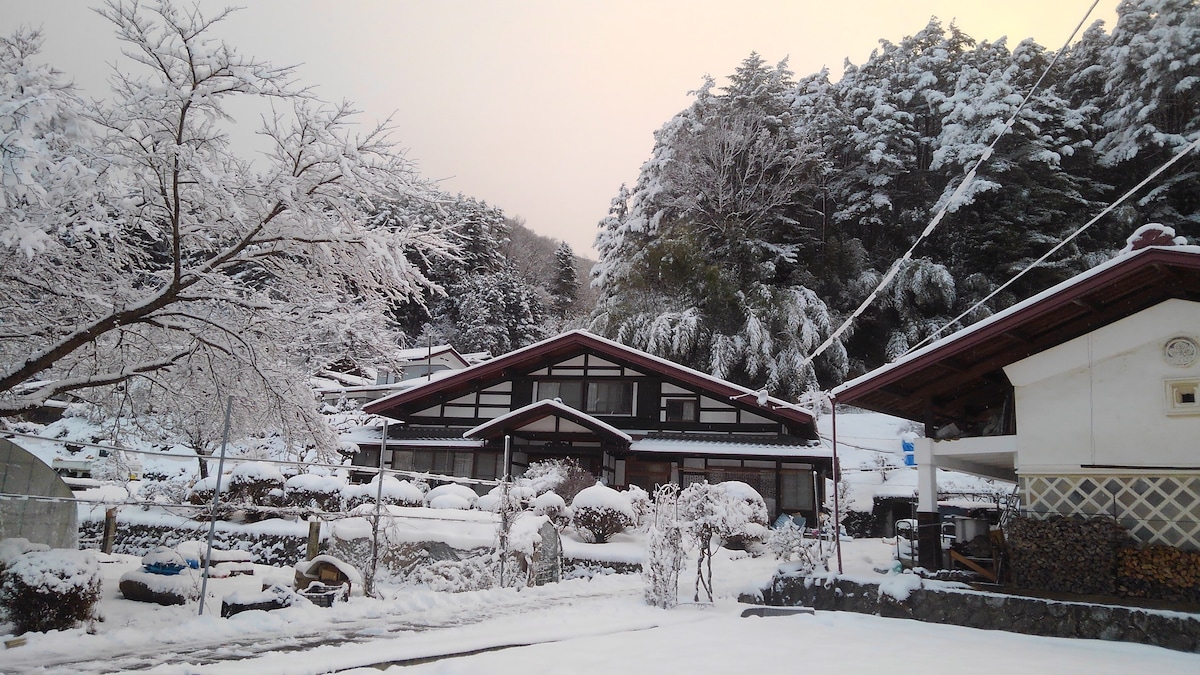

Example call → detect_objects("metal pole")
499 434 512 586
368 420 387 598
199 395 233 616
831 395 844 574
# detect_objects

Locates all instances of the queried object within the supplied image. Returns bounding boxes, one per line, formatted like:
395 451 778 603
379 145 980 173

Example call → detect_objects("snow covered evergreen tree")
591 54 846 397
1096 0 1200 229
549 242 580 319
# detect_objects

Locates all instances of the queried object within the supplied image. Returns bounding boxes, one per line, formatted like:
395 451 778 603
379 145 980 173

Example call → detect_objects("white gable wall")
1005 299 1200 472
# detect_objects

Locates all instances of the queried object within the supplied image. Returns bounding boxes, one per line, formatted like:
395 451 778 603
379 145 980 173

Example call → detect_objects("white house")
833 243 1200 564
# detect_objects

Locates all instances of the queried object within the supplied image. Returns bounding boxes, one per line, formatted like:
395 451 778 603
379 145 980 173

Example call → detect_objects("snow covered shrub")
531 491 570 530
626 484 652 529
284 473 344 512
713 481 769 552
679 481 768 602
522 458 596 503
642 484 684 609
226 461 286 508
571 484 634 543
342 475 425 510
424 483 479 509
767 519 826 575
409 553 499 592
186 475 226 505
0 550 102 634
137 477 190 506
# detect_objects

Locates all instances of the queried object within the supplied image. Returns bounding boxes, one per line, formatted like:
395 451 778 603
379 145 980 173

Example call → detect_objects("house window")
536 379 635 416
536 381 583 408
413 449 476 475
780 470 815 512
664 397 698 422
586 381 634 415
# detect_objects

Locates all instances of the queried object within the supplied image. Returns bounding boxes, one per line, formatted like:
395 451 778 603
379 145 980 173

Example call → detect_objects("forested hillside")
590 0 1199 398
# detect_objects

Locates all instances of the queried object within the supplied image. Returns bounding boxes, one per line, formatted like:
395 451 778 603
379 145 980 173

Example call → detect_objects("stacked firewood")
1006 515 1132 595
1118 545 1200 603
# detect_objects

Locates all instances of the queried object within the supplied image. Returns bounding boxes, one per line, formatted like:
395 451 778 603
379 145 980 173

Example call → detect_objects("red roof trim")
364 330 813 426
834 246 1200 404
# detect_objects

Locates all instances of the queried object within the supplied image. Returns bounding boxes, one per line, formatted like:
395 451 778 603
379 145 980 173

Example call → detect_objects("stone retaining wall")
746 574 1200 653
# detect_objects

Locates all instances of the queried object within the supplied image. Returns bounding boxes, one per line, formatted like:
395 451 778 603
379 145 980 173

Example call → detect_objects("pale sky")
3 1 1116 256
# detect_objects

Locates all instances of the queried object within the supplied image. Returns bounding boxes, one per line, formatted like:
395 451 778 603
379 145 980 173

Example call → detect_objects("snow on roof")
463 398 633 443
832 245 1200 397
295 554 364 585
628 436 831 459
394 344 460 361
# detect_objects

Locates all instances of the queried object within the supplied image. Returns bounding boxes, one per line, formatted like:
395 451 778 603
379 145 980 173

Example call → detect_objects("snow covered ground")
3 409 1196 672
1 532 1198 674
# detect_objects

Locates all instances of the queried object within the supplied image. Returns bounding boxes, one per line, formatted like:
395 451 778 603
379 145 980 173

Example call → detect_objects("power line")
801 0 1101 369
904 132 1200 356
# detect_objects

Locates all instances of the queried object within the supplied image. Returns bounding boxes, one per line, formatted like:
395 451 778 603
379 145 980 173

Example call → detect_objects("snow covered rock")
119 568 201 606
140 546 188 575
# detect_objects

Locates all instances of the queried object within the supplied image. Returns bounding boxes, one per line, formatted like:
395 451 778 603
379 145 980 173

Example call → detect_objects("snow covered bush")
571 484 634 543
767 518 826 575
185 475 227 505
679 481 769 602
0 550 102 634
225 462 287 512
626 484 652 529
642 484 684 609
283 473 344 512
137 477 190 506
531 491 570 530
342 475 425 510
424 483 479 509
521 458 596 503
713 481 770 552
409 554 499 592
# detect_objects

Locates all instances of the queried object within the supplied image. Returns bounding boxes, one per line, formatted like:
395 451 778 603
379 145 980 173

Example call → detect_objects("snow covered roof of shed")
833 245 1200 428
363 330 814 431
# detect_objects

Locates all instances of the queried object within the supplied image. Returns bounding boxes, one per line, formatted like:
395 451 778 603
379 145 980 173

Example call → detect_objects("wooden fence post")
306 518 321 561
102 507 117 554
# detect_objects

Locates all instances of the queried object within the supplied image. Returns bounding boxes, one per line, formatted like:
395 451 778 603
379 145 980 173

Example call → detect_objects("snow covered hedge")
0 549 102 634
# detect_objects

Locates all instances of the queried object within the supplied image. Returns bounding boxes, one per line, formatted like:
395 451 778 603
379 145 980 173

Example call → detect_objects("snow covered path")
0 577 644 673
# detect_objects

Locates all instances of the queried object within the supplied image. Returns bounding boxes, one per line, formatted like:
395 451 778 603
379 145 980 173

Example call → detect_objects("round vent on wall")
1163 336 1199 367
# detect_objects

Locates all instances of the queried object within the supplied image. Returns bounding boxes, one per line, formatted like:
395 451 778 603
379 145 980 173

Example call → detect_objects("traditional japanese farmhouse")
315 345 485 407
356 330 831 521
832 242 1200 567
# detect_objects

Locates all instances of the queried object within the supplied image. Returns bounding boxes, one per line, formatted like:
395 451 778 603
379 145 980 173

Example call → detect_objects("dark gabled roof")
363 330 814 429
463 399 633 445
833 246 1200 427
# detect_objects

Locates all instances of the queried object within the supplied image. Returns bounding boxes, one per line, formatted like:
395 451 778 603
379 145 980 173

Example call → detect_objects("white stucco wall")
1004 299 1200 472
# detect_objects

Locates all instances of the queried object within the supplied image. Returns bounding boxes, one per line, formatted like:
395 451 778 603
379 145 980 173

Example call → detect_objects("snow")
295 555 364 587
570 484 634 518
424 483 479 507
0 535 1193 674
229 462 285 484
2 549 100 595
